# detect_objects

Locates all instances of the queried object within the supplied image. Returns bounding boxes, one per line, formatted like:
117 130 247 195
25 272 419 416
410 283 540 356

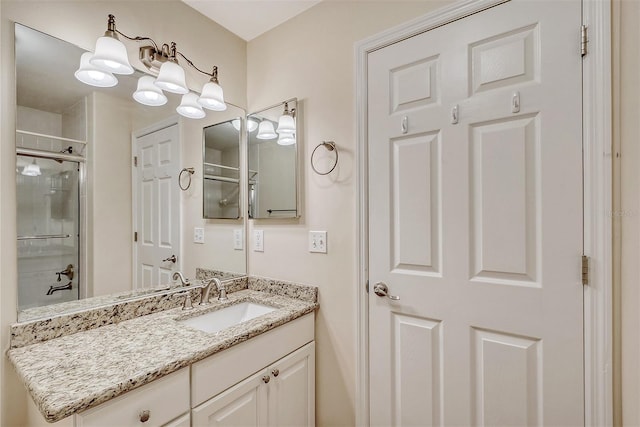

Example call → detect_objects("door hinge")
581 25 588 57
134 231 138 242
133 156 138 167
365 280 369 293
582 255 589 286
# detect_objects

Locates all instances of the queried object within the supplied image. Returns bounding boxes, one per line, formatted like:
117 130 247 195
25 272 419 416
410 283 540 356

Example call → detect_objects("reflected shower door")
16 155 80 310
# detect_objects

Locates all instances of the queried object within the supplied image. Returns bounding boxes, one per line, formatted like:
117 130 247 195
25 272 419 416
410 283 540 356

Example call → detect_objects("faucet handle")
182 292 194 310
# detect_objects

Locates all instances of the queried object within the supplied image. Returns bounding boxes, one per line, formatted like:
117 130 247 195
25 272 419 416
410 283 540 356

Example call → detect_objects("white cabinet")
75 368 190 427
192 342 315 427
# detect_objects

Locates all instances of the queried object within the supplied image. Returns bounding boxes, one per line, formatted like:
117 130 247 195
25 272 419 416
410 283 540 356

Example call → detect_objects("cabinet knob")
271 368 279 377
262 375 271 384
139 410 150 423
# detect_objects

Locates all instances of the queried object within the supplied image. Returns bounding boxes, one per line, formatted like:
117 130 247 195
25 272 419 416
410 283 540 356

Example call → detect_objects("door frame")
131 115 180 289
354 0 613 425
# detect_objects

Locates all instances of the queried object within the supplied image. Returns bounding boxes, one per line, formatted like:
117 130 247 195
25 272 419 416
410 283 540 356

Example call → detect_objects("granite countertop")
8 286 317 422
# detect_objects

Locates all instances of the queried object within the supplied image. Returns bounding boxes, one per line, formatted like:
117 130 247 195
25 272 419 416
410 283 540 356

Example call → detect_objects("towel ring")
311 141 338 175
178 167 195 191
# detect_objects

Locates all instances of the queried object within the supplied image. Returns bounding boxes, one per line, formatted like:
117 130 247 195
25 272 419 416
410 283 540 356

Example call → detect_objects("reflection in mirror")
14 23 246 322
248 98 299 219
203 119 241 219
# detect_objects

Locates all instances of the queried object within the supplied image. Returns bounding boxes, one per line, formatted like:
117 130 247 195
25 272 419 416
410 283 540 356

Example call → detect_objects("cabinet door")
163 413 190 427
192 371 268 427
268 342 315 427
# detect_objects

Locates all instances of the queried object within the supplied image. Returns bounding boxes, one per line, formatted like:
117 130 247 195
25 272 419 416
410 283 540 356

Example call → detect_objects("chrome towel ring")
311 141 338 175
179 167 195 191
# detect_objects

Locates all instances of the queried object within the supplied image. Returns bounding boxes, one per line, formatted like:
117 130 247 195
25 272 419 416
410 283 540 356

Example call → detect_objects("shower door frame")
16 147 87 302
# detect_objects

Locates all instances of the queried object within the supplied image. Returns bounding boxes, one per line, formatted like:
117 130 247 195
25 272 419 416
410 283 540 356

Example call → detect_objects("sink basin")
178 301 277 334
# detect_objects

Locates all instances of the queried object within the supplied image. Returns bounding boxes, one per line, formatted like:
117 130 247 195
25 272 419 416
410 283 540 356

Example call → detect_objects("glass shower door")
16 155 80 310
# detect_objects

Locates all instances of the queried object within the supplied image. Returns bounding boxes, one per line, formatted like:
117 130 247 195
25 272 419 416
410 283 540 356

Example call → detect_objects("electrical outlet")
233 229 243 250
194 227 205 244
309 231 327 253
253 230 264 252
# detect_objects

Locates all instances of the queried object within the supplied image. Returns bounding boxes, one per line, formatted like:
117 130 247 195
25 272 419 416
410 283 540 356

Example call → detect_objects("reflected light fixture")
76 14 227 118
22 159 41 177
247 118 258 132
133 75 167 106
276 102 296 135
256 120 278 139
74 52 118 87
177 92 206 119
278 133 296 146
232 118 258 132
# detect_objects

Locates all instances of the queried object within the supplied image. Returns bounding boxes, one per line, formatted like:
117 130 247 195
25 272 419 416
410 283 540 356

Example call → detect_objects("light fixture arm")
175 51 219 81
104 14 160 51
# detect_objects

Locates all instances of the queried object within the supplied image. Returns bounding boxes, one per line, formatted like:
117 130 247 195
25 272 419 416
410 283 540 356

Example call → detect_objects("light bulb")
177 93 206 119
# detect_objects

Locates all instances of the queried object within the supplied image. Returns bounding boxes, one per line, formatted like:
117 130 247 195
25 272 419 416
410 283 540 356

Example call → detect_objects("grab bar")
17 234 71 241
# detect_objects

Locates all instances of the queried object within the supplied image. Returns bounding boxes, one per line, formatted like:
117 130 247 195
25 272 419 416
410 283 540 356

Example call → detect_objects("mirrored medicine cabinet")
247 99 300 219
202 119 242 220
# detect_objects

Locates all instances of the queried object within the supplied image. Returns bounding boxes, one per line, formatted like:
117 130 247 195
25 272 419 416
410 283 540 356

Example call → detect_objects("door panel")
368 1 583 425
135 124 180 289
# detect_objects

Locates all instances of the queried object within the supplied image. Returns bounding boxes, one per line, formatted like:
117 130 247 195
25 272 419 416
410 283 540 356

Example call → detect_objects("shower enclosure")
16 151 82 311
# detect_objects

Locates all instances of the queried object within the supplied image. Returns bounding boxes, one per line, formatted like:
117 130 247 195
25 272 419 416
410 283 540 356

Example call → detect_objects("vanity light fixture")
133 75 168 106
176 93 206 119
21 159 41 177
276 102 296 135
74 52 118 87
76 14 227 118
256 120 278 140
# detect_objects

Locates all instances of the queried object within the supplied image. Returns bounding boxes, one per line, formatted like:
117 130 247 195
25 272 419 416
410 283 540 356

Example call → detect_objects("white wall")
0 1 246 424
615 0 640 424
246 2 452 424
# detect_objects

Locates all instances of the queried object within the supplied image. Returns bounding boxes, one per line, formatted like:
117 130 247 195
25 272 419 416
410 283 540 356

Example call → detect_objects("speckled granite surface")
10 277 248 349
248 276 318 303
8 288 318 422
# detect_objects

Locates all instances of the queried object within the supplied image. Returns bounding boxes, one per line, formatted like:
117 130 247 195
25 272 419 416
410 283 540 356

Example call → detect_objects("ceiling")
181 0 322 41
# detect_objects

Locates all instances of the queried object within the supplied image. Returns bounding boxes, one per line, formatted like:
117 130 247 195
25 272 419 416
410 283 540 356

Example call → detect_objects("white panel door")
135 124 180 289
368 1 583 426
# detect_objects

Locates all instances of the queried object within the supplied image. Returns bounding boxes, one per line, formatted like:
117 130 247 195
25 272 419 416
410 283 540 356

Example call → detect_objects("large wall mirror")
203 119 241 219
248 99 299 219
15 23 246 321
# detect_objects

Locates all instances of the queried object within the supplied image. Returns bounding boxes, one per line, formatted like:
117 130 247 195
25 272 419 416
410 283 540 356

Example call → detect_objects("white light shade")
247 118 258 132
277 114 296 135
22 159 41 176
198 81 226 111
133 76 168 106
278 133 296 146
75 52 118 87
90 36 134 75
177 93 205 119
256 121 277 139
232 119 241 131
155 61 189 94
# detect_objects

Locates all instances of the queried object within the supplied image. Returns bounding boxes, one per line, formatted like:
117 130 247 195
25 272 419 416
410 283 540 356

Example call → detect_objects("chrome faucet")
209 277 228 301
172 271 190 287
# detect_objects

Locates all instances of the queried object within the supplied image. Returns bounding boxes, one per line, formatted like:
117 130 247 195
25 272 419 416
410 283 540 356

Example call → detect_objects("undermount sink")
178 301 277 334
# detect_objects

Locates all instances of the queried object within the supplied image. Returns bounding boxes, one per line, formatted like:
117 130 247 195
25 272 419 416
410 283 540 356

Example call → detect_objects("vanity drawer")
75 368 189 427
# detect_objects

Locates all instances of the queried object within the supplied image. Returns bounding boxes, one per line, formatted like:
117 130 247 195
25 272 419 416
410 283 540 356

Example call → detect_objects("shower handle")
55 264 74 282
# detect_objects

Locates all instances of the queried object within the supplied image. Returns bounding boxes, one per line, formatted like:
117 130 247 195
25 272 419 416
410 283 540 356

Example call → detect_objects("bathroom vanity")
8 276 317 426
